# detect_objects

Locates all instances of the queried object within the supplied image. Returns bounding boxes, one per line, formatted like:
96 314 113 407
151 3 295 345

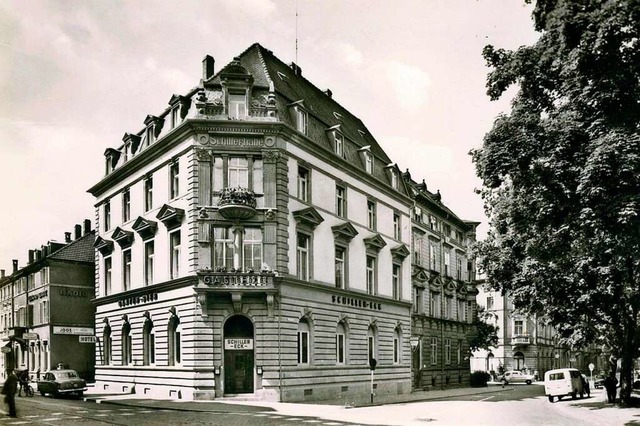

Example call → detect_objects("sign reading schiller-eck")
331 295 383 311
224 338 254 350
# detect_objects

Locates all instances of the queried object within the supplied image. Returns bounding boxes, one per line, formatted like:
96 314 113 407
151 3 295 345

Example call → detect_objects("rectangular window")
228 93 247 119
122 249 132 291
298 330 309 364
297 233 310 281
366 256 376 295
334 133 344 157
367 200 376 230
444 250 450 276
514 319 524 336
170 161 179 199
413 287 422 314
213 228 234 269
467 261 475 282
457 340 463 364
430 337 437 365
297 166 309 202
335 247 345 289
392 264 401 300
430 215 438 231
393 213 401 240
297 108 308 134
391 169 398 189
104 257 112 296
393 336 400 363
336 185 346 218
364 151 373 174
171 105 181 129
144 176 153 212
122 189 131 223
445 297 453 319
170 231 181 279
445 338 451 364
145 126 154 146
336 333 345 364
228 157 249 188
243 228 263 271
104 201 111 231
144 241 154 286
486 296 494 310
458 300 467 322
457 258 462 280
413 206 422 222
431 292 440 317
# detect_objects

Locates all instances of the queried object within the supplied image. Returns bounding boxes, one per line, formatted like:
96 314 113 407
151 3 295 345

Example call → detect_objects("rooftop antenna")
295 0 299 64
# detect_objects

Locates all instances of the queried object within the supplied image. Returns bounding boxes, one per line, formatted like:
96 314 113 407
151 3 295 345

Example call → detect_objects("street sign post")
589 363 595 383
1 347 11 353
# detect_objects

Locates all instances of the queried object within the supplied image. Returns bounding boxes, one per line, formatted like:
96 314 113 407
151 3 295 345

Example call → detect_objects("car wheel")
548 395 554 403
526 380 532 385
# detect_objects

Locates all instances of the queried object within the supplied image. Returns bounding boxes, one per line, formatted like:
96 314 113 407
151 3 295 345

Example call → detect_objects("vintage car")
37 369 87 397
498 370 535 385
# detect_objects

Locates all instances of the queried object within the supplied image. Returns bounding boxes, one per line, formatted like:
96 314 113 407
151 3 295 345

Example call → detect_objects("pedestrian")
36 368 40 381
1 370 18 417
17 370 28 397
603 372 617 403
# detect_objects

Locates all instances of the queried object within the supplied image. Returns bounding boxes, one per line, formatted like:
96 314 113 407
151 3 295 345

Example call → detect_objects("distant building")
88 43 414 402
406 175 479 389
471 286 606 378
0 221 95 382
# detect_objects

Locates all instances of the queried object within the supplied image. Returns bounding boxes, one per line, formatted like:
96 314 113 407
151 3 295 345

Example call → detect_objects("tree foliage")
472 0 640 405
469 306 499 352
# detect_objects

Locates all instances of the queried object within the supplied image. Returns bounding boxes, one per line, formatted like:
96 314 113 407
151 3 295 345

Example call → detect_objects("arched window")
514 351 525 370
367 325 378 363
336 322 347 365
121 322 132 366
393 327 402 364
297 319 311 365
168 314 181 366
143 317 155 366
103 324 112 365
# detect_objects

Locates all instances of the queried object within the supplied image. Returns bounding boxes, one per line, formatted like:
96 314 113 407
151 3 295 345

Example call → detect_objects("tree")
469 306 499 352
472 0 640 405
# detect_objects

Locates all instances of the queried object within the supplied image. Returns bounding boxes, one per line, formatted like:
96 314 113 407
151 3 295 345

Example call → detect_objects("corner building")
88 44 413 402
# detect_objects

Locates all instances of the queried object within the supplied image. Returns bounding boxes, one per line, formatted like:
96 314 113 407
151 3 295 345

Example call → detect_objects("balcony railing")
217 187 257 220
512 335 531 345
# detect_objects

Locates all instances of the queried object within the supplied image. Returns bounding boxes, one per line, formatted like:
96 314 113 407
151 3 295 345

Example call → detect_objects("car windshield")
53 371 78 380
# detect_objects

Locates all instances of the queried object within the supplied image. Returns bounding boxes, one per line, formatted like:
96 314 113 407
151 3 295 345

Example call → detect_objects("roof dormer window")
145 125 154 146
171 105 181 128
359 148 373 174
334 133 344 158
143 115 164 148
297 107 308 134
228 93 247 119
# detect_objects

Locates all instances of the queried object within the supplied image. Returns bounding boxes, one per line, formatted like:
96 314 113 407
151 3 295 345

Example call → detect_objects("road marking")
478 396 495 401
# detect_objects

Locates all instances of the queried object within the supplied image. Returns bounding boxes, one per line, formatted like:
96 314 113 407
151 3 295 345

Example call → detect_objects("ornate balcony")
512 335 531 346
217 187 257 220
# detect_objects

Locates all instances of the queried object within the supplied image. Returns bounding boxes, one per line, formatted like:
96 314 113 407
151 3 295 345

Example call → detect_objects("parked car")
37 369 87 397
498 370 535 385
593 374 605 389
544 368 584 402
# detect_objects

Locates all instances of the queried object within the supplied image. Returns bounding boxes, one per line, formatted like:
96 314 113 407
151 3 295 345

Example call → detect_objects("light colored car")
37 369 87 397
499 370 535 385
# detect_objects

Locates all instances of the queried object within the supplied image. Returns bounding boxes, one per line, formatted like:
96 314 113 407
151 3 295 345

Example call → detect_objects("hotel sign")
224 338 253 350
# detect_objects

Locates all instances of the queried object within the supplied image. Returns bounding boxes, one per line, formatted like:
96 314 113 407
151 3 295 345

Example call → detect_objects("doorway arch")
223 315 254 395
514 351 525 370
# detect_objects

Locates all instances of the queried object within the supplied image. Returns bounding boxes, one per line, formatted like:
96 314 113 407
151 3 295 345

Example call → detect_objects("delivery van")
544 368 584 402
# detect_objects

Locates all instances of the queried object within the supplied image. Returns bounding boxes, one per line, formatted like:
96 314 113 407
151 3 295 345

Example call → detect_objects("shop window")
297 319 310 365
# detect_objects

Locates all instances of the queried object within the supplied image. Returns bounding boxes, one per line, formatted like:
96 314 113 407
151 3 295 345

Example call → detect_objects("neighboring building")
406 175 479 390
88 43 414 402
471 286 606 378
0 221 95 382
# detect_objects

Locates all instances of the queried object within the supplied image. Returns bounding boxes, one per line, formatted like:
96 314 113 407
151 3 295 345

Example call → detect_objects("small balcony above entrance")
512 335 531 347
217 187 258 220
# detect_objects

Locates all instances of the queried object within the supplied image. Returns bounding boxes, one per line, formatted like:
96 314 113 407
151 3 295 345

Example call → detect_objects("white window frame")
170 230 181 279
144 240 155 286
296 233 310 281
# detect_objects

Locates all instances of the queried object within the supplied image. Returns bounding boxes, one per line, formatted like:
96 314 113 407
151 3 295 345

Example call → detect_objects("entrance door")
223 315 254 395
224 351 253 394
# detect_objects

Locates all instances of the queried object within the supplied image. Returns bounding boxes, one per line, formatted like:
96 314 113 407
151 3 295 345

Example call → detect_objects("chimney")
84 219 92 235
75 224 82 240
65 232 72 243
28 250 35 264
12 259 18 273
1 270 4 279
42 245 49 258
324 89 332 98
35 250 41 261
289 62 302 76
202 55 215 81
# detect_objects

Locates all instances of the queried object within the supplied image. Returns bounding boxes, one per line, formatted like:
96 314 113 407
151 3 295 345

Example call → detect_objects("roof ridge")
48 231 96 259
255 43 275 91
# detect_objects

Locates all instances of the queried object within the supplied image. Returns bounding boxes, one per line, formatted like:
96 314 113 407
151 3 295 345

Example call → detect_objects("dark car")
37 369 87 397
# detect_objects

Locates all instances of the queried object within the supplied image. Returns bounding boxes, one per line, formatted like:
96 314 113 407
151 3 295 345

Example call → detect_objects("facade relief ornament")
195 148 212 161
265 209 276 221
198 207 209 219
262 149 280 161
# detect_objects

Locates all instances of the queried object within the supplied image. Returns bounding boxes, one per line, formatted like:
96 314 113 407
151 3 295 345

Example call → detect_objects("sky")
0 0 539 273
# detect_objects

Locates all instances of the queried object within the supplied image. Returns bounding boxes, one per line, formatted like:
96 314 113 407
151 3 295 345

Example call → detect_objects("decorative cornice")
363 233 386 253
156 204 185 230
390 244 410 261
292 207 324 231
331 222 358 244
94 236 114 256
111 227 134 248
132 216 158 240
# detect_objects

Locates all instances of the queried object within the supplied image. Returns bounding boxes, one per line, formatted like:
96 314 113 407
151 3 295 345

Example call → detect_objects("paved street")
0 384 637 425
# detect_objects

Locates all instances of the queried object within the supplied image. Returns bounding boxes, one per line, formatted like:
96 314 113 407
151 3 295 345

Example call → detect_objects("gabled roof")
48 232 96 263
